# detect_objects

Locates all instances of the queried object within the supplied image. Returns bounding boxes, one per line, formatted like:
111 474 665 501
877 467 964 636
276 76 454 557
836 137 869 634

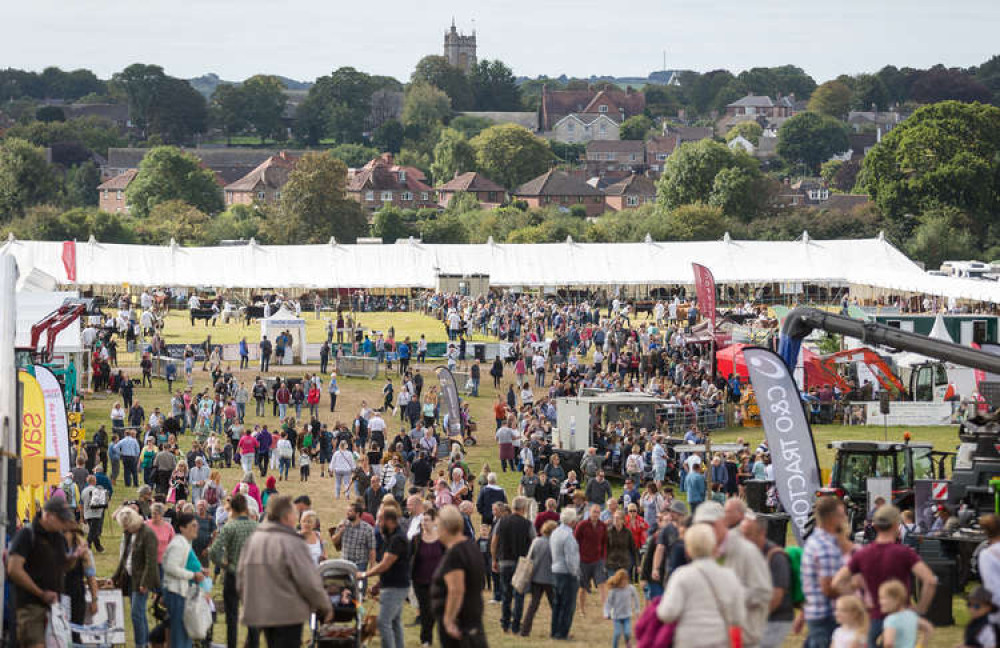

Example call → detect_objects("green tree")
736 65 817 100
211 83 248 143
820 160 844 185
205 204 266 243
146 76 209 143
111 63 165 137
64 160 101 207
5 117 126 158
328 143 377 168
725 121 762 145
267 152 368 243
861 101 1000 229
708 166 772 222
417 211 468 243
371 205 410 243
125 146 223 218
0 138 59 220
430 128 475 184
372 119 404 153
133 200 212 244
777 112 849 173
656 139 755 210
469 60 521 111
911 66 991 104
807 80 853 118
449 115 493 139
905 210 977 269
664 204 728 240
240 75 288 143
851 74 890 111
402 82 451 130
411 55 473 110
620 115 654 140
470 124 553 190
1 206 137 243
445 191 481 215
36 106 66 122
294 67 384 145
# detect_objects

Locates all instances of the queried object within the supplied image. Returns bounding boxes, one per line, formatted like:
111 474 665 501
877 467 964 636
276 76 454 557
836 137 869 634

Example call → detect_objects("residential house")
540 85 645 131
725 94 796 120
755 135 778 160
663 124 714 141
585 140 645 174
63 103 131 131
514 169 606 217
644 125 715 173
103 147 308 182
776 178 871 211
347 153 437 214
550 112 620 143
96 169 137 213
728 135 755 154
223 151 297 206
847 110 904 134
604 174 657 211
437 172 507 208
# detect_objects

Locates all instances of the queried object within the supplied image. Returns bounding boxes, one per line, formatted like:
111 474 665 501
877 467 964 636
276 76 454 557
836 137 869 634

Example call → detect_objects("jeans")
131 590 149 647
278 403 287 419
551 573 579 639
224 572 259 648
867 617 884 648
643 582 663 601
377 586 407 648
240 355 249 370
334 471 351 498
760 620 794 648
470 379 479 397
520 582 553 636
85 514 103 549
501 458 516 472
805 616 837 648
122 455 139 487
413 583 434 645
612 617 631 648
294 403 302 419
279 457 291 480
256 399 265 416
241 453 255 474
329 394 337 412
261 355 270 372
165 590 191 648
236 402 245 422
262 624 301 648
499 564 525 632
257 453 269 476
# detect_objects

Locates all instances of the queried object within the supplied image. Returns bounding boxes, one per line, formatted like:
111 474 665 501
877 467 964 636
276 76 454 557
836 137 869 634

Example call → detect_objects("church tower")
443 19 477 73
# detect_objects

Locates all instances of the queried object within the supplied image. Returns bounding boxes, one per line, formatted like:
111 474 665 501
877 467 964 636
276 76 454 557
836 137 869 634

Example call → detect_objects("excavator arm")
28 302 86 363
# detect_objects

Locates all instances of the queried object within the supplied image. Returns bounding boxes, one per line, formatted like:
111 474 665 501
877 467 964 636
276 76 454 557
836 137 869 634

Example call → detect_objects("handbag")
166 486 177 503
635 595 676 648
183 584 213 639
697 565 742 648
511 555 533 594
45 601 73 648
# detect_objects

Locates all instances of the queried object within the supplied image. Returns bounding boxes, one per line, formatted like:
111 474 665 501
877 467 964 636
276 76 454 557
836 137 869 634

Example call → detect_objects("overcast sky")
5 0 998 84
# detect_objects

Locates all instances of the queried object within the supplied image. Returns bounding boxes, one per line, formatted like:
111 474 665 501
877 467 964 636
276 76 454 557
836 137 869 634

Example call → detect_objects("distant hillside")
186 73 312 98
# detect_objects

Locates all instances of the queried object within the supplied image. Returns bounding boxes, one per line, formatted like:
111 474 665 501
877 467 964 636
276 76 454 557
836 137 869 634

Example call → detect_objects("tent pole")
0 254 18 640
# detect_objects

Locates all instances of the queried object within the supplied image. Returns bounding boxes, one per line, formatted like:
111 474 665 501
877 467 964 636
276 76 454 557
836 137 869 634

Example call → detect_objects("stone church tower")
444 19 477 73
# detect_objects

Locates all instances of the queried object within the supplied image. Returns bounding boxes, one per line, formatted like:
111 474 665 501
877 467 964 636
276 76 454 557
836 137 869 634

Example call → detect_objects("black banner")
162 343 207 361
435 366 464 440
744 346 822 544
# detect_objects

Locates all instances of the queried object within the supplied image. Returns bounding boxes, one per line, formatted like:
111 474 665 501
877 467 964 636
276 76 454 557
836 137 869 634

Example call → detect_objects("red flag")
691 263 716 330
61 240 76 282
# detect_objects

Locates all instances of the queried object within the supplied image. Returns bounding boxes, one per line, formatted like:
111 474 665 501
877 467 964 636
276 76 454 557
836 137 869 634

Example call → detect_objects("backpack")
89 486 108 509
204 483 220 506
626 454 640 474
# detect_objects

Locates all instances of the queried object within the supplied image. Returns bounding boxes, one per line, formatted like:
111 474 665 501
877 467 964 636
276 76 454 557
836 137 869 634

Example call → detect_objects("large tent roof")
2 234 999 302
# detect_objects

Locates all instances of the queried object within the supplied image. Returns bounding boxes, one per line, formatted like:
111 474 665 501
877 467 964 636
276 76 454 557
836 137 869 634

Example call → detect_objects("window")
594 197 601 204
567 123 575 132
577 196 584 204
257 191 266 200
381 191 393 201
402 191 413 201
626 196 639 207
488 192 497 202
116 190 123 201
599 123 607 133
598 105 608 113
657 153 668 161
225 191 233 203
397 170 406 182
807 189 830 201
103 189 108 198
421 192 429 201
365 190 375 201
630 154 637 161
274 191 281 200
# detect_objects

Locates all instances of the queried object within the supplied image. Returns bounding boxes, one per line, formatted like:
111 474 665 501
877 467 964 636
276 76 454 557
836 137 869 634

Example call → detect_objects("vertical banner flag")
18 370 51 487
35 366 71 477
692 263 717 331
743 347 822 544
435 367 464 442
61 240 77 282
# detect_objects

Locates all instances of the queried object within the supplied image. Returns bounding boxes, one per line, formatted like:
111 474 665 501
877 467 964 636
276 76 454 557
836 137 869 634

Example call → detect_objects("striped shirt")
801 527 843 621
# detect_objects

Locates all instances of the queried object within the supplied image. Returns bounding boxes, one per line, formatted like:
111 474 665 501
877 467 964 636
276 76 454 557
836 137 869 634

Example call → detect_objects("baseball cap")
44 496 75 523
668 500 689 516
872 504 901 530
692 500 725 524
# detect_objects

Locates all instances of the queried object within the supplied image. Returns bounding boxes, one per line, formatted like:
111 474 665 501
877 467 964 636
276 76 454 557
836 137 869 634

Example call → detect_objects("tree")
240 75 288 142
1 206 136 243
905 210 977 269
431 128 475 184
657 139 755 210
777 112 849 173
469 60 521 111
851 74 890 111
402 82 451 130
112 63 166 136
820 160 844 185
205 204 265 244
861 101 1000 228
371 206 410 243
372 119 404 153
643 85 683 118
663 204 729 241
725 121 762 145
411 55 473 111
64 161 101 207
416 212 468 243
211 83 248 143
620 115 654 140
807 80 853 118
146 77 209 143
267 152 368 243
0 138 59 220
974 55 1000 105
708 166 772 222
294 67 385 145
736 65 816 100
36 106 65 122
135 200 212 245
911 66 991 104
125 146 223 218
328 143 377 168
449 115 493 139
470 124 553 190
5 117 126 159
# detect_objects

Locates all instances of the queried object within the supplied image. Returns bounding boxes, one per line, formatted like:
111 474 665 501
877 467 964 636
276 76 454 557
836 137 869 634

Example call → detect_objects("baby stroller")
311 559 365 648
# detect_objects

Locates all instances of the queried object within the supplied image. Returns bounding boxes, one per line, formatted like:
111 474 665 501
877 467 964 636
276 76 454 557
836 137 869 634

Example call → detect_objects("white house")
549 113 621 144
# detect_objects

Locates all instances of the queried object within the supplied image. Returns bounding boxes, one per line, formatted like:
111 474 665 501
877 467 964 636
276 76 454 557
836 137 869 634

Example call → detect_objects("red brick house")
436 172 507 209
540 85 645 131
604 174 657 211
224 151 297 206
347 154 437 214
513 170 606 217
96 169 137 213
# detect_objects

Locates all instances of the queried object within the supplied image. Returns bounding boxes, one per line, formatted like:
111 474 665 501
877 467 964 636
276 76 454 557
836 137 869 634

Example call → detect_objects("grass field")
76 313 971 647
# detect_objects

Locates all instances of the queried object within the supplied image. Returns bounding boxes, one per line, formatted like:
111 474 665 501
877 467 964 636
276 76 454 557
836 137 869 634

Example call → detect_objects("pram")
310 559 365 648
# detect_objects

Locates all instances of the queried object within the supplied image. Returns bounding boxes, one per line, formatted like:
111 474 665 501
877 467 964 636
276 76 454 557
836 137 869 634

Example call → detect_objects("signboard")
61 240 76 282
35 365 71 478
19 370 52 487
692 263 717 330
932 481 949 501
435 366 464 439
162 343 206 361
914 480 936 532
75 589 127 645
867 477 893 511
861 401 954 426
743 347 822 544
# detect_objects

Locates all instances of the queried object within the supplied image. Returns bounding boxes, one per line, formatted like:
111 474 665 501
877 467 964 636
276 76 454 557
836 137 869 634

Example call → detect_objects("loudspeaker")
879 391 890 415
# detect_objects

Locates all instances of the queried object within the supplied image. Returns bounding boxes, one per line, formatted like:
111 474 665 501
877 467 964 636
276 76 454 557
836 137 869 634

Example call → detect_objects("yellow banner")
19 371 58 488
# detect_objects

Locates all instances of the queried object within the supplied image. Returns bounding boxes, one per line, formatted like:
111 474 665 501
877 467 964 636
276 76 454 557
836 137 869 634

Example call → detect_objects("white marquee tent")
260 305 307 364
3 233 999 303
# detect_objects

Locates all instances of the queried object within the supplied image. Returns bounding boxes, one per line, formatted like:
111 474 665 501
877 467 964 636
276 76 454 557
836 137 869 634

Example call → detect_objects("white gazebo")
259 305 308 364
